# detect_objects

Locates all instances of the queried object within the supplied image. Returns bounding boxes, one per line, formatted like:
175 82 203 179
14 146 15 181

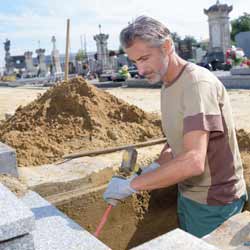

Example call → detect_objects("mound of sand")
0 77 163 167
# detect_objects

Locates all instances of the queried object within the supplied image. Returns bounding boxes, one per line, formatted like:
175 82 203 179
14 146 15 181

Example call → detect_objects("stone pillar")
93 29 110 73
204 1 232 55
51 36 62 75
24 51 37 76
35 48 47 77
3 39 14 75
110 55 118 71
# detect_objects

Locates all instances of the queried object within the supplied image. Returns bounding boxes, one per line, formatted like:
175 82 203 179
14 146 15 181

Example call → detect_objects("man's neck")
163 54 188 85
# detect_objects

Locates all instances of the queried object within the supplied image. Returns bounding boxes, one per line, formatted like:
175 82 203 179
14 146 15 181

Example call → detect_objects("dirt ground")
1 86 250 131
0 86 47 120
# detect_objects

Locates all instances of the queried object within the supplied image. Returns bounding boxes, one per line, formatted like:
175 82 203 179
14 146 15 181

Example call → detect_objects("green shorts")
177 192 246 238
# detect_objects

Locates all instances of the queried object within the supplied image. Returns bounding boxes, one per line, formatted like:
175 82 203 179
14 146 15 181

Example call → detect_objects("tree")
231 12 250 42
75 49 86 62
118 46 125 55
171 32 181 43
183 35 198 46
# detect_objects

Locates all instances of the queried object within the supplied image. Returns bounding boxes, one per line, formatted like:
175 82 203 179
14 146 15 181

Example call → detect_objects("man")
103 16 246 238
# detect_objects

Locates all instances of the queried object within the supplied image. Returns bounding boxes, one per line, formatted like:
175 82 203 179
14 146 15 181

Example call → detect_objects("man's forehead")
126 39 152 50
125 40 154 60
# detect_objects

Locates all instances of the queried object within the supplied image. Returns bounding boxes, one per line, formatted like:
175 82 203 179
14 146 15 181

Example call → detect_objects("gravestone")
195 47 207 63
3 39 14 75
51 36 62 76
24 51 37 77
93 25 111 73
36 48 47 77
204 1 232 56
235 31 250 58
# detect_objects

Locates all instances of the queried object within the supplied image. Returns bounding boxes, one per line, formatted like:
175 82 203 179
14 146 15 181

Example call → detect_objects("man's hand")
103 176 137 206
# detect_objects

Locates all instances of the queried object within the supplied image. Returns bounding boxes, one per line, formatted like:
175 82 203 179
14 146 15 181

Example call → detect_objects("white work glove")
141 162 160 174
103 175 137 206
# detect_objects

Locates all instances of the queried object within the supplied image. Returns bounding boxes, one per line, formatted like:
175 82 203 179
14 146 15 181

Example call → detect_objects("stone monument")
235 31 250 58
93 25 110 73
35 48 47 77
24 51 37 77
110 55 118 71
51 36 62 76
4 39 14 75
204 1 232 56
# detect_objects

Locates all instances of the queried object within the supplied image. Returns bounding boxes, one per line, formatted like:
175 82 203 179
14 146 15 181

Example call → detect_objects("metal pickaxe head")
120 147 139 175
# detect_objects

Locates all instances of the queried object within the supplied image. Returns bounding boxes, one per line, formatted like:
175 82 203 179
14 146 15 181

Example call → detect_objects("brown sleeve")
183 81 224 135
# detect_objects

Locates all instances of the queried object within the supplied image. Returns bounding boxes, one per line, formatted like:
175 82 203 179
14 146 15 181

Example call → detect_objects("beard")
146 56 169 84
146 72 162 84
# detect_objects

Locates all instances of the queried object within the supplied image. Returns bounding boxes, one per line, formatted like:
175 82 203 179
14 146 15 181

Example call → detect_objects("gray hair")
120 16 171 49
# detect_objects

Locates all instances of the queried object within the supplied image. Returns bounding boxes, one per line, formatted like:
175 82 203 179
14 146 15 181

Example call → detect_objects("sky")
0 0 249 67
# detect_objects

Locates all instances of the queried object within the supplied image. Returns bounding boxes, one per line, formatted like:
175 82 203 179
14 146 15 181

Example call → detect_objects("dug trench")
48 182 178 250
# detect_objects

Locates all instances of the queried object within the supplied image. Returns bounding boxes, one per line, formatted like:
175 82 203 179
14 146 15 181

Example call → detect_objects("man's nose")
137 63 145 76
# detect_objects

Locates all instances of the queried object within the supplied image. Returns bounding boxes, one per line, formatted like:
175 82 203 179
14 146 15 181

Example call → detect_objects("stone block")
231 67 250 75
130 229 219 250
21 191 110 250
204 211 250 249
0 233 34 250
0 142 18 177
0 183 35 241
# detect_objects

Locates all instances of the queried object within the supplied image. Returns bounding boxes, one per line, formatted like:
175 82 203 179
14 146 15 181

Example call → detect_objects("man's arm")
155 142 173 165
131 130 209 191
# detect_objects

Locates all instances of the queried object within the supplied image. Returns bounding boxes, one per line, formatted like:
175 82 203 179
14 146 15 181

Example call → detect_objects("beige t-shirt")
161 63 246 205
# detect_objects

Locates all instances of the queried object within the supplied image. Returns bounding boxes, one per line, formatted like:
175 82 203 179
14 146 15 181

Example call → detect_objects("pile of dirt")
0 77 163 167
0 174 28 197
237 129 250 151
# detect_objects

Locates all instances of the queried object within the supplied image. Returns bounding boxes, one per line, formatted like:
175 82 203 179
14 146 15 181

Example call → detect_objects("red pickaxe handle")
94 204 113 237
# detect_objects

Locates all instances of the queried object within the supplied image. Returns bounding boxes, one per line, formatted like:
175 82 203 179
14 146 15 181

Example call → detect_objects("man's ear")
162 39 173 55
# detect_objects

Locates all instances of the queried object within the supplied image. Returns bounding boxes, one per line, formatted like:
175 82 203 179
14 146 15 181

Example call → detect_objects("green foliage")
183 35 198 46
171 32 181 43
118 46 125 55
231 12 250 42
75 49 86 61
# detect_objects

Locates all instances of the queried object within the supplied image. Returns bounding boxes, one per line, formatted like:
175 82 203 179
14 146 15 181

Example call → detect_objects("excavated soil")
54 185 178 250
0 77 162 167
0 174 28 197
237 129 250 151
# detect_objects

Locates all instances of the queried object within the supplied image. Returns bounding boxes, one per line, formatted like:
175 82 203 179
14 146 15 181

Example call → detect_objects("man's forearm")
155 143 173 165
131 149 204 191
